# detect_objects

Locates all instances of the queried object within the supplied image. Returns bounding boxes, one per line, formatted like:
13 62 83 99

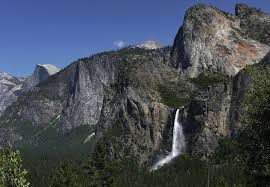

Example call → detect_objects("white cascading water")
151 109 185 170
83 132 95 144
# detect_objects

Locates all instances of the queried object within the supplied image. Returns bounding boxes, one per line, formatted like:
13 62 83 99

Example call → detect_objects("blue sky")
0 0 269 76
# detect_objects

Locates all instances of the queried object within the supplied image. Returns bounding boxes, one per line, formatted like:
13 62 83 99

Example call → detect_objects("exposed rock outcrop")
0 48 181 164
236 4 270 45
0 64 60 116
1 3 270 165
170 4 269 78
95 48 180 163
24 64 60 90
0 73 25 116
167 3 270 158
132 41 164 50
181 81 232 158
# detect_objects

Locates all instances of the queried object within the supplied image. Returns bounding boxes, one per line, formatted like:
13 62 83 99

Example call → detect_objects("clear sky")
0 0 269 77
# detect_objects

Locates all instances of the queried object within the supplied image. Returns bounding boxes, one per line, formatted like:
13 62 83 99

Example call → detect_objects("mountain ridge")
0 64 60 116
131 41 164 50
170 4 269 78
0 4 269 185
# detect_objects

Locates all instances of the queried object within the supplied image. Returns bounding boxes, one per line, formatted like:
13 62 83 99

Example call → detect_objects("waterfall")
151 109 185 170
83 132 95 144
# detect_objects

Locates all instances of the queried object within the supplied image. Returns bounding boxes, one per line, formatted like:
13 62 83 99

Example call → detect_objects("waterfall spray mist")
151 109 185 170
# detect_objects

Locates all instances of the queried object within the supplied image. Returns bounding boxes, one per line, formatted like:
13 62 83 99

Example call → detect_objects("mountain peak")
170 3 270 78
132 41 164 50
235 3 267 17
0 64 60 115
0 72 14 80
36 64 60 76
24 64 60 90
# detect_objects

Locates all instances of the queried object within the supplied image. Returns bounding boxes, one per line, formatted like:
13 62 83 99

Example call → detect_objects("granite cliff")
0 4 270 166
0 73 25 117
0 64 59 116
168 4 270 159
170 4 269 78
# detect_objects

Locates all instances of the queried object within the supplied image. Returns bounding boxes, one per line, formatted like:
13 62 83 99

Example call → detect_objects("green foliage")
106 121 126 138
50 160 88 187
0 146 30 187
158 81 194 108
240 17 270 45
238 65 270 185
210 138 240 165
16 125 95 187
50 143 246 187
50 142 114 187
238 7 270 45
112 155 245 187
191 72 229 90
185 4 234 28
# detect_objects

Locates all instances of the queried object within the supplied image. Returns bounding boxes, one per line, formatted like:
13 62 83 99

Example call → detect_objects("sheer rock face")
24 64 60 90
59 56 121 131
1 3 270 164
170 4 269 78
180 81 232 158
2 56 121 129
0 48 179 164
0 73 25 116
168 4 270 158
94 50 178 163
179 63 255 159
0 64 60 116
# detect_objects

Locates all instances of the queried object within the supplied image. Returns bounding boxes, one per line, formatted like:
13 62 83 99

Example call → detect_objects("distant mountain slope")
24 64 60 90
132 41 164 50
0 64 60 115
0 3 270 171
0 73 25 116
0 48 183 163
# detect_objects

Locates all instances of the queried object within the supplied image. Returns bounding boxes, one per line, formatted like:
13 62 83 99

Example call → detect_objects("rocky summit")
0 73 25 116
0 64 60 116
1 3 269 160
24 64 60 90
170 4 269 78
132 41 164 50
0 3 270 186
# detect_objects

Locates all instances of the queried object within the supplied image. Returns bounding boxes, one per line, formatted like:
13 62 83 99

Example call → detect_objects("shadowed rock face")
0 48 182 164
168 4 270 158
170 4 270 78
0 64 60 116
1 3 270 164
180 81 232 158
24 64 60 90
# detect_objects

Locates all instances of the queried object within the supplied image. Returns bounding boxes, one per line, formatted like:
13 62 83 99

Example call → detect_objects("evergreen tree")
238 65 270 185
0 146 30 187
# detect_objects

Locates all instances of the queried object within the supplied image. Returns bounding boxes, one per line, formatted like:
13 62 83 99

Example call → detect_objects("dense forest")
1 3 270 187
1 64 269 186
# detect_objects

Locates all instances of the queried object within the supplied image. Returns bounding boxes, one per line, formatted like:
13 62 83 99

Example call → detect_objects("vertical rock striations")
169 4 270 158
0 64 60 116
24 64 60 90
1 3 270 165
